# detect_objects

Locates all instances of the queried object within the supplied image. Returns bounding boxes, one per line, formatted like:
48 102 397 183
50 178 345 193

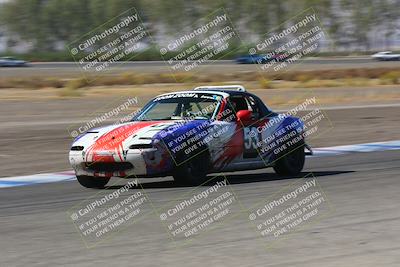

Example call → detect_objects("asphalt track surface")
0 102 400 266
1 57 399 77
1 150 399 266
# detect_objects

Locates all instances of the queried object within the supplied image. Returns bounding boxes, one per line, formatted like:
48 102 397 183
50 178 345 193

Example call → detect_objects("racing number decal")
243 127 260 158
244 127 259 149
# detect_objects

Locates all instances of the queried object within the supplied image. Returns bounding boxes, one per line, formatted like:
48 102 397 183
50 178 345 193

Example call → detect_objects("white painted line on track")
1 140 400 188
0 171 76 188
312 140 400 157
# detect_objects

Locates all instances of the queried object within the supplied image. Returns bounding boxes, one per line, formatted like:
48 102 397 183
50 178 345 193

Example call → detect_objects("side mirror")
236 110 252 123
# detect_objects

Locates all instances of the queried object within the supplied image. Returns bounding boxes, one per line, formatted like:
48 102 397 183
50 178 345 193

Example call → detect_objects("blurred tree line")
0 0 399 54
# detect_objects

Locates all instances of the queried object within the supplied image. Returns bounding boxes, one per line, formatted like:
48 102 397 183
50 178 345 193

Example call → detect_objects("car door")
223 94 262 160
210 94 272 170
239 95 266 160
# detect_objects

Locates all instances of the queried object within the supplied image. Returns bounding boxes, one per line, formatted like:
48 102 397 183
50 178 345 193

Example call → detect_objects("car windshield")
133 92 222 121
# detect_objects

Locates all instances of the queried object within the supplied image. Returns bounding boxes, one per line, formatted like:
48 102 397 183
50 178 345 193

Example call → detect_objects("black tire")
76 175 110 189
173 150 210 185
273 144 305 176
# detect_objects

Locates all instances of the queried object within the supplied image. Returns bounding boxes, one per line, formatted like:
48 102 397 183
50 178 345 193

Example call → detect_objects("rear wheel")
76 175 110 188
173 150 210 185
273 144 305 176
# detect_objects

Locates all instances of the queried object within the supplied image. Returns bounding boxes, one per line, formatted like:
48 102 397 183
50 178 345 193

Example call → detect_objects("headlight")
71 146 84 151
129 144 153 149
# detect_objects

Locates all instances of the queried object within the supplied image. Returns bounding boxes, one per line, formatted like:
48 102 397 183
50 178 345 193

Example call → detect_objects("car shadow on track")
222 171 353 185
105 170 353 190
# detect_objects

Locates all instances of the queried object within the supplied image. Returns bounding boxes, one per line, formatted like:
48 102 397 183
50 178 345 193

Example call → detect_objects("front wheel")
76 175 110 188
273 145 305 176
173 150 210 185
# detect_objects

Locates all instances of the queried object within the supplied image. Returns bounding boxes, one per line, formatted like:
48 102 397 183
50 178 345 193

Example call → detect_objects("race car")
235 53 288 64
69 85 311 188
0 57 29 67
371 51 400 61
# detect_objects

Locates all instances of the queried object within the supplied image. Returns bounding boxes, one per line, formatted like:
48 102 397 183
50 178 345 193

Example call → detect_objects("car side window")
224 95 265 121
220 94 272 122
245 96 261 120
229 96 249 112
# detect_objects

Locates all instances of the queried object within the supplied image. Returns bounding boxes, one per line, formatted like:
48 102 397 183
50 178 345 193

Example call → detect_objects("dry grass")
295 79 343 88
57 88 83 97
277 68 400 81
1 82 398 105
0 77 67 89
57 78 86 97
259 78 273 89
66 78 90 89
379 71 400 85
1 67 400 93
296 74 314 83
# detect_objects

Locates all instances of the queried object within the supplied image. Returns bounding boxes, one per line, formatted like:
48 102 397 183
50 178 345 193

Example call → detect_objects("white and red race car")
69 85 310 188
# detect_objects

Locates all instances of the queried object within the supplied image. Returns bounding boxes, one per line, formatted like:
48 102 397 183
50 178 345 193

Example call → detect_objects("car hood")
72 121 174 147
71 119 212 155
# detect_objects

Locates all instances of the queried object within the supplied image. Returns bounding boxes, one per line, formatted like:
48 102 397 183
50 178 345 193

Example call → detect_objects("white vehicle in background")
0 57 29 67
371 51 400 61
